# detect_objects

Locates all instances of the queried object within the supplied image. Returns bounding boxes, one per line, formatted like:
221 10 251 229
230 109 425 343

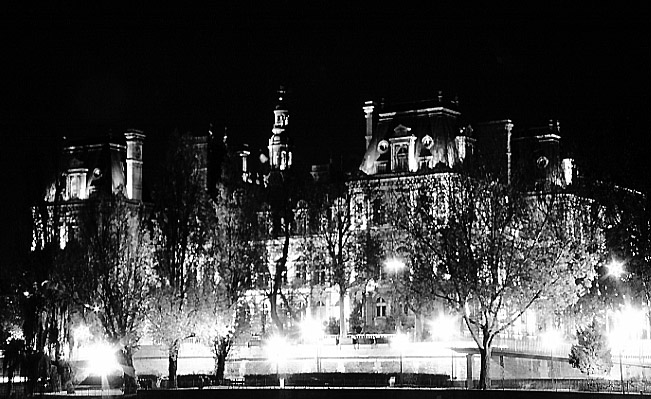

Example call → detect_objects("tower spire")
268 86 293 171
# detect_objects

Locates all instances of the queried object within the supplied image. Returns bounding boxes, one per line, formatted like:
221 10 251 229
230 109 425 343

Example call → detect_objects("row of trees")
3 128 649 393
1 131 270 394
384 169 651 388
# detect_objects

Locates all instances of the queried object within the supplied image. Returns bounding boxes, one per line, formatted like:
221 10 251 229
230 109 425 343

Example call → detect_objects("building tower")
268 86 293 171
124 129 145 201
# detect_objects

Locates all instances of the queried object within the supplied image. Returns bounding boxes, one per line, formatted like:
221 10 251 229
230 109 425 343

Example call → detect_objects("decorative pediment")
393 124 412 137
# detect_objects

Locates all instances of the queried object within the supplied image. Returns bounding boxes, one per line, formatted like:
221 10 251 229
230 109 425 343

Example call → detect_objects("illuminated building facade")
31 129 146 251
239 92 585 340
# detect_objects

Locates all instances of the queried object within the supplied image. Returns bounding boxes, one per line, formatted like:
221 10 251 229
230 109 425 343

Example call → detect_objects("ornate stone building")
32 129 146 251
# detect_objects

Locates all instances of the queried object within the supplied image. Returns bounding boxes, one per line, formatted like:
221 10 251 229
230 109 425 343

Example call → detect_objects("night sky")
1 7 649 258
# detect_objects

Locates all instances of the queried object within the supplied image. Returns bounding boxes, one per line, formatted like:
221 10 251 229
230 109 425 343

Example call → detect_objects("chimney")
363 101 375 151
124 129 145 201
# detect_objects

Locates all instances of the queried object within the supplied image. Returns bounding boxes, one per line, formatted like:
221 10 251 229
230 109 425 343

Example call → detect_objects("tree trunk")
267 232 290 333
268 295 284 333
415 313 424 341
120 347 137 394
361 291 367 328
478 333 492 390
168 340 180 389
339 290 347 340
214 336 232 385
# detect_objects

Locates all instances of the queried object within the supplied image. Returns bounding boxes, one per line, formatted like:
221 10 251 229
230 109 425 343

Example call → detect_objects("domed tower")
268 86 293 171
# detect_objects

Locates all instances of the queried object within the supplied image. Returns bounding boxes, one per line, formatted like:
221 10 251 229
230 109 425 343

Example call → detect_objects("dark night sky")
1 6 650 257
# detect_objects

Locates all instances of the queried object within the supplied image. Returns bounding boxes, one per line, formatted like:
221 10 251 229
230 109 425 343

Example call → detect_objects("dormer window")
422 135 434 149
65 168 88 200
395 146 409 172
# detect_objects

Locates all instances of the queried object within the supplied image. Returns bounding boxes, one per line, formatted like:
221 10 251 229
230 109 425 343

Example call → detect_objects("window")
371 197 386 225
315 268 328 285
314 300 327 321
376 297 387 317
395 146 408 171
421 135 434 149
377 140 389 154
295 262 306 282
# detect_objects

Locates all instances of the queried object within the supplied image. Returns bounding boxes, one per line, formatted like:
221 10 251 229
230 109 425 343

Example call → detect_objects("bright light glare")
265 335 290 366
300 319 323 342
74 325 92 342
82 342 120 376
430 314 458 340
385 258 405 274
541 330 563 348
609 305 646 351
392 333 409 350
607 260 625 278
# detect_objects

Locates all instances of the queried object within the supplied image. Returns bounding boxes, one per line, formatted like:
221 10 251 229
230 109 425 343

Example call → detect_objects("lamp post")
541 330 562 391
610 305 645 395
300 319 323 373
265 335 289 387
385 258 405 332
605 259 628 395
392 333 409 384
431 314 459 379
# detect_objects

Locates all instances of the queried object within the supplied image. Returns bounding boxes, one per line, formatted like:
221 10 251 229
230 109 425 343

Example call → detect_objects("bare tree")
395 172 604 389
301 174 379 340
81 193 155 393
253 168 305 334
196 184 263 383
148 130 211 388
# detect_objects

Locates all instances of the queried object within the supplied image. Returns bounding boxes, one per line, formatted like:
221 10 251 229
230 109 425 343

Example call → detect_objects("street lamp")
541 330 563 391
609 304 645 395
430 314 459 380
385 258 405 277
385 258 405 331
606 259 625 278
300 319 323 373
605 258 628 394
392 332 409 384
265 335 289 387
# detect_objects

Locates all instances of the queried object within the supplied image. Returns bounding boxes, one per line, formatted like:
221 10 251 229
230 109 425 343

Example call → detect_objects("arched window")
376 297 387 317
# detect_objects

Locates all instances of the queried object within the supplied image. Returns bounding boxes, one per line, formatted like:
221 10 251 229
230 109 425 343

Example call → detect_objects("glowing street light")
385 258 405 276
541 330 563 390
606 259 625 279
265 335 290 387
385 258 406 332
85 342 120 377
392 332 409 382
76 340 121 393
300 319 323 372
430 314 458 341
609 304 645 394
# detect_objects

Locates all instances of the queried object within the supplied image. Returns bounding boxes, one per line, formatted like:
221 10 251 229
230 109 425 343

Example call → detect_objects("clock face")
133 145 142 160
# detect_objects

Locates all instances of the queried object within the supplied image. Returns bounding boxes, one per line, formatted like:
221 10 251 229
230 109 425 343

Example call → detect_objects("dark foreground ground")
133 388 651 399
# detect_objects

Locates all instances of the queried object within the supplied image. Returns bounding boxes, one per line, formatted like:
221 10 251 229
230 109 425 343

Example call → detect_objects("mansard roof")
360 98 461 175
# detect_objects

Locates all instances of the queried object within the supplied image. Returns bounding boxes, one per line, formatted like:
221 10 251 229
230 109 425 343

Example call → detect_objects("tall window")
395 146 409 171
314 266 328 285
314 300 327 321
376 297 387 317
371 197 386 226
